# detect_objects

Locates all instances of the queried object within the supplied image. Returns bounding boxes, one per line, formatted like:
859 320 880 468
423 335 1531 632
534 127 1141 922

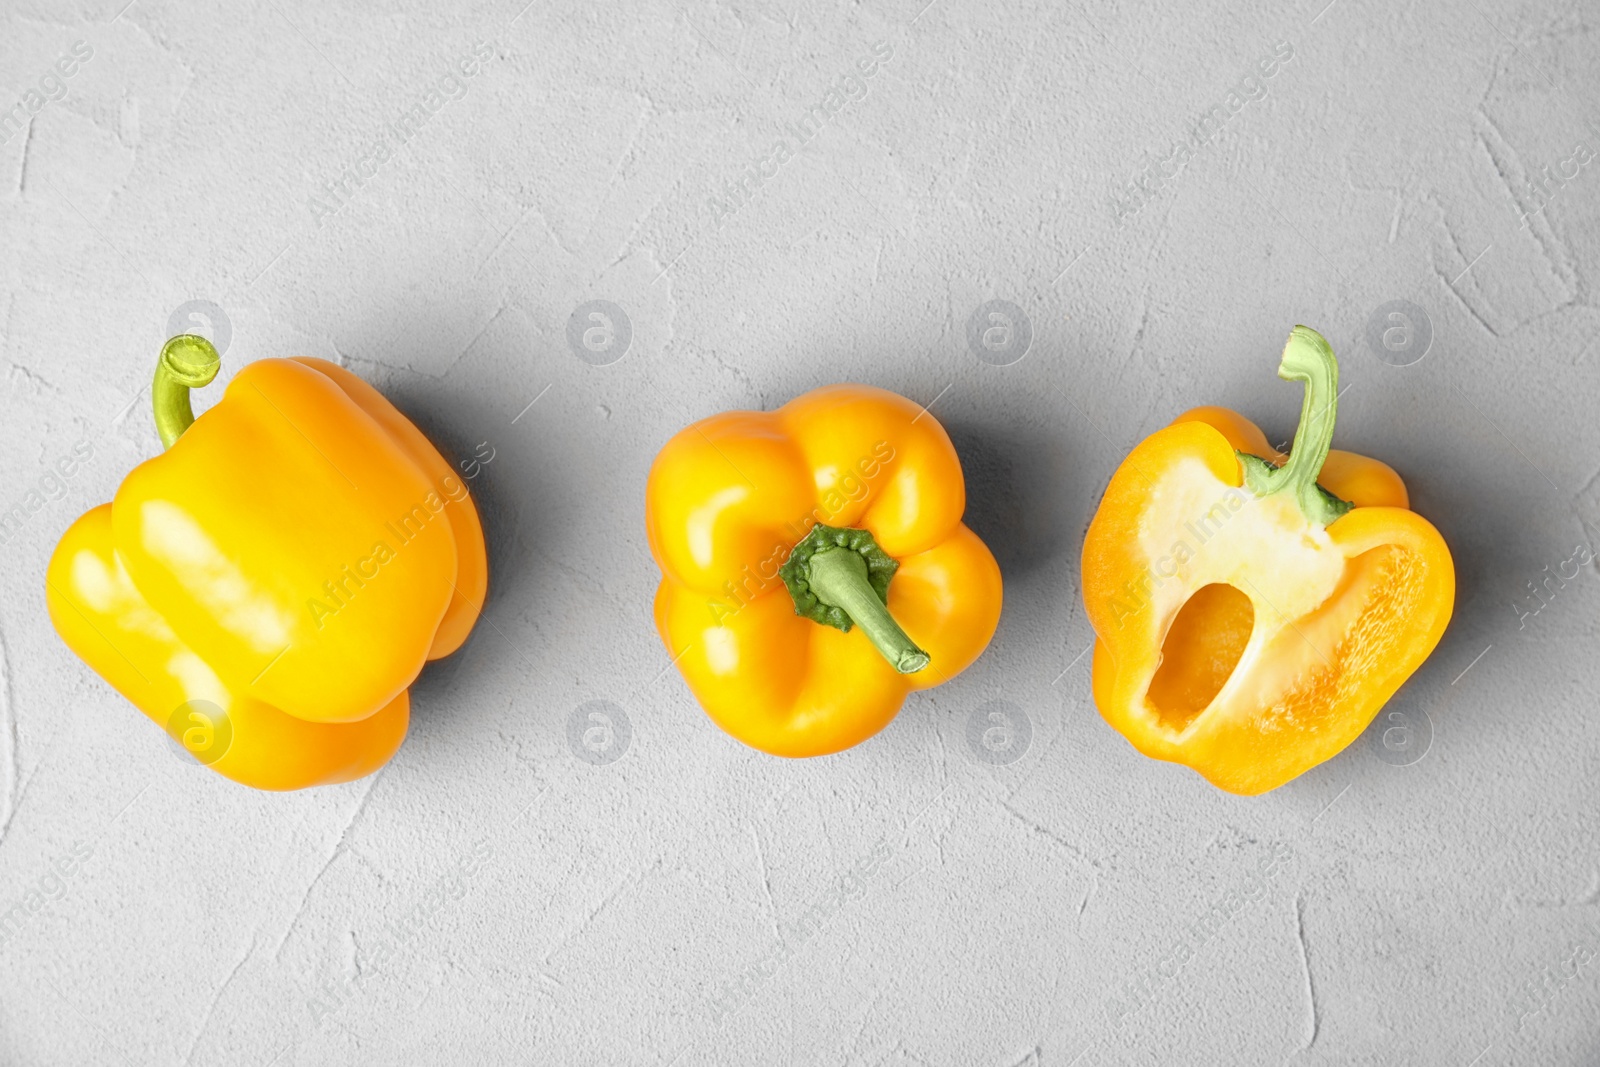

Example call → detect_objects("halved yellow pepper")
1082 326 1454 795
46 336 487 790
646 384 1002 757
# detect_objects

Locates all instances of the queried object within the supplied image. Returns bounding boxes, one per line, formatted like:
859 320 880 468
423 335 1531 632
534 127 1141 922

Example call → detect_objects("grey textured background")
2 0 1598 1063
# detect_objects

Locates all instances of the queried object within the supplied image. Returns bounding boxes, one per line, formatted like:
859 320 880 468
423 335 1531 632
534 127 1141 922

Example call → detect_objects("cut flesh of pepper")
1083 326 1454 795
1123 457 1428 744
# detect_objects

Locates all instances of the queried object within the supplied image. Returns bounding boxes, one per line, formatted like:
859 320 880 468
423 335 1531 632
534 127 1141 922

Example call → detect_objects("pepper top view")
646 383 1003 756
1082 325 1455 794
44 335 487 790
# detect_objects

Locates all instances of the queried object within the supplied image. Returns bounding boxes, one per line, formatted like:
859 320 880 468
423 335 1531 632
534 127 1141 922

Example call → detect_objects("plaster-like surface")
2 0 1598 1063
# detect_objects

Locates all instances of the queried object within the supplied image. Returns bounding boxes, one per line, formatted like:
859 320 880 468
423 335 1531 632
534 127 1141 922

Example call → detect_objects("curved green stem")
808 549 930 673
778 524 930 674
1237 325 1353 526
153 335 221 449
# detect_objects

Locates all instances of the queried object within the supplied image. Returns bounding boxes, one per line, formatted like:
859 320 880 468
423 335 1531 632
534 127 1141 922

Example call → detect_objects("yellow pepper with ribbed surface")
646 384 1002 757
46 336 486 790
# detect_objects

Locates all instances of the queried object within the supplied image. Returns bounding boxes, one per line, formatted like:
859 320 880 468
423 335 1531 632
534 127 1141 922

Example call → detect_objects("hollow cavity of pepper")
1147 582 1254 732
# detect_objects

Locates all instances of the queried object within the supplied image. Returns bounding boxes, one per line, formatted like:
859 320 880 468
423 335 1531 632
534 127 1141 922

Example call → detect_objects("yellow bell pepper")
1082 326 1454 795
646 384 1002 757
46 335 487 790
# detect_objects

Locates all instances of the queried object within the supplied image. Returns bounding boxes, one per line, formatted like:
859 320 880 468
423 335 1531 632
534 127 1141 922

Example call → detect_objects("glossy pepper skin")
646 384 1002 757
46 336 487 790
1082 326 1454 795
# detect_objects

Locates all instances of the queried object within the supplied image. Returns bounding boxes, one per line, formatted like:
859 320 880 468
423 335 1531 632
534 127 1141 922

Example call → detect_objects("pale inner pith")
1132 457 1350 738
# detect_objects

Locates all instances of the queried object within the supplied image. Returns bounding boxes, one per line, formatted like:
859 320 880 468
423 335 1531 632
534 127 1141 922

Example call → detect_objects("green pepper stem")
153 335 221 449
807 548 930 674
1238 325 1353 526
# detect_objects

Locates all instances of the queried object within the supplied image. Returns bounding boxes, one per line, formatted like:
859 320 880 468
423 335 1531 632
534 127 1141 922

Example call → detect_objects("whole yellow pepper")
1082 326 1455 794
46 336 487 790
646 384 1003 756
